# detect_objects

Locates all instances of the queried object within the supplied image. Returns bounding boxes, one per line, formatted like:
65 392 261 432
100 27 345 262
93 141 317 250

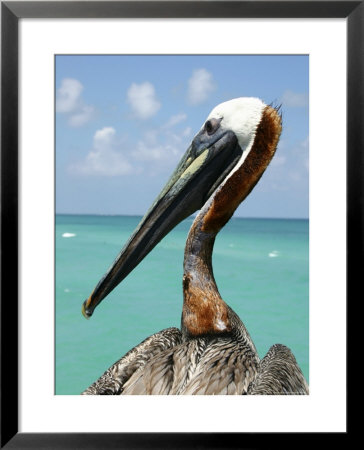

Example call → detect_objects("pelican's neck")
182 208 231 338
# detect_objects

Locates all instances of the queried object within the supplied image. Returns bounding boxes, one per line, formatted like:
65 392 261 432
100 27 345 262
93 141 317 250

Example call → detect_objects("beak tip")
82 300 92 319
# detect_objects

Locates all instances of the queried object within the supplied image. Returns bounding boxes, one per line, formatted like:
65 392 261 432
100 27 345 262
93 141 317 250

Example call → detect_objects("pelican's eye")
204 117 222 135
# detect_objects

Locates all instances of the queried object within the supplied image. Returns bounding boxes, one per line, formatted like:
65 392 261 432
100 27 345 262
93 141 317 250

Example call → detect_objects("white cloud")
162 113 187 129
68 108 194 177
281 90 308 108
130 112 191 167
56 78 83 113
94 127 116 148
67 104 95 127
69 127 133 176
127 82 161 119
187 69 216 105
56 78 94 126
132 141 175 162
131 128 185 170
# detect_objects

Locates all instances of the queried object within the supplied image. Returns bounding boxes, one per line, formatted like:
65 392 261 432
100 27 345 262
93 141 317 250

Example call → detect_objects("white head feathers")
205 97 265 151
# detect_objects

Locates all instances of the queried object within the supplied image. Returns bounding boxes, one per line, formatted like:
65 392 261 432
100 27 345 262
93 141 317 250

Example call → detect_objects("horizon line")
55 212 309 221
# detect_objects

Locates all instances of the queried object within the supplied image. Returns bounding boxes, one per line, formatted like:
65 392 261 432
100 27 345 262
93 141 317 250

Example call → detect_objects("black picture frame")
1 1 358 447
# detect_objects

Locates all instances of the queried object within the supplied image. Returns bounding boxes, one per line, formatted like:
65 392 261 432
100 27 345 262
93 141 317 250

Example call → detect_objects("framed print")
54 52 310 401
2 0 359 447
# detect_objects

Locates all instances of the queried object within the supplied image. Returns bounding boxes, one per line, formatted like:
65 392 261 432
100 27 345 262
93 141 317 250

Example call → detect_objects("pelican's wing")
121 346 177 394
121 338 205 394
247 344 309 395
82 327 182 395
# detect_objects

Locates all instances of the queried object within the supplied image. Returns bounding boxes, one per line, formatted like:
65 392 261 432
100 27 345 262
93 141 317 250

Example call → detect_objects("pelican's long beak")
82 128 242 318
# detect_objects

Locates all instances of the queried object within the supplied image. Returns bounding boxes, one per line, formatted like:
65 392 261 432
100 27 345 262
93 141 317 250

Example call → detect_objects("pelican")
81 97 309 395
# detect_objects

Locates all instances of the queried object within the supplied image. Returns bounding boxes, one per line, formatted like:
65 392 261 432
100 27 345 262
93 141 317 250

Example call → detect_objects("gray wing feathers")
181 343 258 395
248 344 309 395
82 327 182 395
122 350 175 395
123 338 259 395
122 339 203 394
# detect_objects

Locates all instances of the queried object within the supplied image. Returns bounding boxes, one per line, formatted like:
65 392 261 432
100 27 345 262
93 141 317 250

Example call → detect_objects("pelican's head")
82 97 281 318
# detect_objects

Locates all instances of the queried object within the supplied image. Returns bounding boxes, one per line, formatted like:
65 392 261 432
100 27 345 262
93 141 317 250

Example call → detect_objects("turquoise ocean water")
56 214 309 394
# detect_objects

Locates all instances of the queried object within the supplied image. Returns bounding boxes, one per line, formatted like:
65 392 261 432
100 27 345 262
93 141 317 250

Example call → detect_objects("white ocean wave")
268 250 279 258
62 232 76 238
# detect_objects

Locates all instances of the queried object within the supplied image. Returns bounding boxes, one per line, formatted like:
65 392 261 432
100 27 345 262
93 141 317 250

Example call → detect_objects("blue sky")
56 55 308 218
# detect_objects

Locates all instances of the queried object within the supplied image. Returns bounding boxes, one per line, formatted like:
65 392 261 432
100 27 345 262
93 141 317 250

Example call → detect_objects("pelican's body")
82 98 309 395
